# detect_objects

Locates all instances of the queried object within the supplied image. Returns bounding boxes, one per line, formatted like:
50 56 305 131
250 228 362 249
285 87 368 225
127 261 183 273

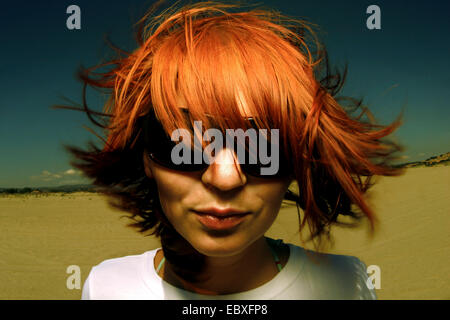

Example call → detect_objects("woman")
60 1 403 299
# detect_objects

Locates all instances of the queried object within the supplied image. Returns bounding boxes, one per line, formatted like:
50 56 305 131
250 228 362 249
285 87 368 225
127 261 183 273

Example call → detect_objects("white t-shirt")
81 242 377 300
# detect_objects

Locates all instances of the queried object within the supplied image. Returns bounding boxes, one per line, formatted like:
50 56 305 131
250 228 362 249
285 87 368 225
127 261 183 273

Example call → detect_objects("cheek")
247 179 292 232
154 173 181 201
255 179 292 209
150 169 197 231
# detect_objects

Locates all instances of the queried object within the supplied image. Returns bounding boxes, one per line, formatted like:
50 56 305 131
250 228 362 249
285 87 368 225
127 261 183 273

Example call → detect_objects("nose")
201 148 247 191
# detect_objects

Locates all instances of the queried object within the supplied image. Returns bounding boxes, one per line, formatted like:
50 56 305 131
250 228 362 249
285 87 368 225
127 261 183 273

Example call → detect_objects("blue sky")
0 0 449 188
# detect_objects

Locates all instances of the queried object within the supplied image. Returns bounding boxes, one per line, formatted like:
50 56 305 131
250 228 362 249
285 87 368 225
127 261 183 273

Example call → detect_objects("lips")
194 207 249 217
193 207 250 231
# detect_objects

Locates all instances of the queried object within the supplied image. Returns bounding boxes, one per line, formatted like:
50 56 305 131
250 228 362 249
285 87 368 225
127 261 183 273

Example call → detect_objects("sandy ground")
1 166 449 299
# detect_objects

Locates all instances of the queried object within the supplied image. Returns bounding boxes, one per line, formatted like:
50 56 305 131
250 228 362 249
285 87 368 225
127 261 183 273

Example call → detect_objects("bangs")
147 8 319 148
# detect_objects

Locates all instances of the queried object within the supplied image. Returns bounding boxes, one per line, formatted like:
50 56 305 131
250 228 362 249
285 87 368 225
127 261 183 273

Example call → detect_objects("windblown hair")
56 1 404 283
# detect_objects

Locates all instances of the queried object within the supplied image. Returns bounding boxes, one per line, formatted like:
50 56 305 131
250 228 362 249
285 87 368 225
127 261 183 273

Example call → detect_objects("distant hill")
395 152 450 168
0 184 97 194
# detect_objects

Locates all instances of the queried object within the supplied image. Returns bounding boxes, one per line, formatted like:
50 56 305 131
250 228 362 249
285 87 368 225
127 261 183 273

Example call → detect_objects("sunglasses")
142 110 291 178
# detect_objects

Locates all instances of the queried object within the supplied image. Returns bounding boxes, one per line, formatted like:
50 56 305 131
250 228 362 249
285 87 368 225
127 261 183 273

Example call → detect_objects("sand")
1 166 449 299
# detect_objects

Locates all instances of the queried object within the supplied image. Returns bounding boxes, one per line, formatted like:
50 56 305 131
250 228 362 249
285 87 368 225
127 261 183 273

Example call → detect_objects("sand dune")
1 166 449 299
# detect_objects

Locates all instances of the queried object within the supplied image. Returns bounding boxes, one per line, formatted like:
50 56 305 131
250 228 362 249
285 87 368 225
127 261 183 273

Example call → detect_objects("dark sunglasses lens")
233 130 290 178
148 152 208 172
240 151 291 178
143 112 290 177
147 137 208 172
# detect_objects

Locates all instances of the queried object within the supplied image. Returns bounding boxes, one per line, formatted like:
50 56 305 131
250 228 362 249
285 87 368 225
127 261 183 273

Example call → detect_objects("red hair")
61 1 404 254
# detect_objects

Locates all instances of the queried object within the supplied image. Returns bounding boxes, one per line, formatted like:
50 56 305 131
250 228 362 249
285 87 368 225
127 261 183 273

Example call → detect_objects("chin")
189 231 255 257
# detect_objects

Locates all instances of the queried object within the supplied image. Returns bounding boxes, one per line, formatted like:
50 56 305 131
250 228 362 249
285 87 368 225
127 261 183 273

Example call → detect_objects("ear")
142 152 154 179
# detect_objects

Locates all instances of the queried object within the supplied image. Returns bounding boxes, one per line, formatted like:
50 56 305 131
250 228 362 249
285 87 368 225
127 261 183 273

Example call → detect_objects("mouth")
192 207 250 231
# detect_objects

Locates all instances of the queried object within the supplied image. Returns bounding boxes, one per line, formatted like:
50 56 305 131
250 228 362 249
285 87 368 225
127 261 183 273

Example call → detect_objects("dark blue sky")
1 0 449 187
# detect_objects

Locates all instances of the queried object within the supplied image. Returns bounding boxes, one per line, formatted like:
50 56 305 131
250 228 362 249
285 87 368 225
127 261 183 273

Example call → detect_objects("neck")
162 237 281 295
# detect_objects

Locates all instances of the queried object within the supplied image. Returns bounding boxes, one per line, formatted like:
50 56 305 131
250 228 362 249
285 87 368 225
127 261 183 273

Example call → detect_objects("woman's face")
143 147 292 258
